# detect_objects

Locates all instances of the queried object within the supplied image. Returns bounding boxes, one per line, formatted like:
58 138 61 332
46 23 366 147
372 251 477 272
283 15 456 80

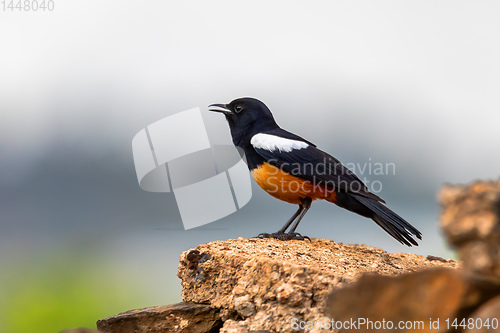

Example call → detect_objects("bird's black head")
209 97 279 145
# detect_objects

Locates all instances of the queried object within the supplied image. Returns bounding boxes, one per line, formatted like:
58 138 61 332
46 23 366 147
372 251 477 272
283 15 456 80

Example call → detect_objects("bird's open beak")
208 103 232 115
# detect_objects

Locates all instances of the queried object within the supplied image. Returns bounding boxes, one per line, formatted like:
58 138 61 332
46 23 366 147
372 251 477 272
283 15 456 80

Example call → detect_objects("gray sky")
2 1 500 182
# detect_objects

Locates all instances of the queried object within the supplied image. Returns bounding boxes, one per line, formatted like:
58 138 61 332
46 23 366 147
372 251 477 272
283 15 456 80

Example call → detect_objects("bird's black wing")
251 129 384 202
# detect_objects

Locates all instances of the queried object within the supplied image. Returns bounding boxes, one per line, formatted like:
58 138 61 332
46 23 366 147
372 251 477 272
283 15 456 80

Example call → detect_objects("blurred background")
1 1 499 332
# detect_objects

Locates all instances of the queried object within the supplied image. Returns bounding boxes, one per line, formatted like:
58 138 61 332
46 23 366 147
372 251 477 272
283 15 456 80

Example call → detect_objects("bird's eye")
234 105 243 113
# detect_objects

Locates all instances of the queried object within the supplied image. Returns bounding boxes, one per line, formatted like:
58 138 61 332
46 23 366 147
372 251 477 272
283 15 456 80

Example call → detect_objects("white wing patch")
250 133 309 153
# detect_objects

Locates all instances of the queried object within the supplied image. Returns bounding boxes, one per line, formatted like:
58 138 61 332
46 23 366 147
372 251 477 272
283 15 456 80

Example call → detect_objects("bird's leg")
256 205 303 240
257 198 312 241
285 197 312 240
278 205 304 233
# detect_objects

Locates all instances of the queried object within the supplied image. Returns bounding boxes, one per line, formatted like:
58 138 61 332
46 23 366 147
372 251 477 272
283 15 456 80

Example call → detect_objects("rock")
96 302 222 333
177 238 459 332
440 180 500 280
234 295 256 317
459 274 500 321
465 295 500 333
220 319 273 333
327 268 465 332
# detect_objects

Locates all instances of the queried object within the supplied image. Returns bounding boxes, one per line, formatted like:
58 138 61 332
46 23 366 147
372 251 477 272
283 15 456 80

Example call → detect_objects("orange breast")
251 163 337 205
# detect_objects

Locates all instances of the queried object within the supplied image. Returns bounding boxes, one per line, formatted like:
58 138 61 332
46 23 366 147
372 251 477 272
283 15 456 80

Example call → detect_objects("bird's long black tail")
352 195 422 246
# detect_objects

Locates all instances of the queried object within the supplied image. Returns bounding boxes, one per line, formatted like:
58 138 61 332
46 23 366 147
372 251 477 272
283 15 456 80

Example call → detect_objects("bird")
208 97 422 246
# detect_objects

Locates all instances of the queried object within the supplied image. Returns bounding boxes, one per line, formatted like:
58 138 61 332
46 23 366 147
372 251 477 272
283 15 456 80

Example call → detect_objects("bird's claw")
255 232 310 241
287 232 311 241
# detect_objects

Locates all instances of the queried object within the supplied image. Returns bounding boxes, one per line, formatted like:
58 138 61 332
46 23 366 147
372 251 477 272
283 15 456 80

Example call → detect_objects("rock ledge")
177 238 459 332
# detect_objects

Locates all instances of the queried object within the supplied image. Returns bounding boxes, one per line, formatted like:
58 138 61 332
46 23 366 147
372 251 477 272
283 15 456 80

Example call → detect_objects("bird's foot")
256 232 310 241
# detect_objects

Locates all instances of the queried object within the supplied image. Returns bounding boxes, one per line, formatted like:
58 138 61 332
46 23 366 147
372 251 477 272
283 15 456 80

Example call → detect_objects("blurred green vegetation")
0 250 158 333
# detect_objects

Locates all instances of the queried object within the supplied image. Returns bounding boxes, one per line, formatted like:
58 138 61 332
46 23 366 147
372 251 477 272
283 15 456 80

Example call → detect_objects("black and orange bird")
209 97 422 246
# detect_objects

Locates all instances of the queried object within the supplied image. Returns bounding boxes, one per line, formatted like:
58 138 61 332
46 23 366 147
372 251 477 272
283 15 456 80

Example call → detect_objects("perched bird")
209 97 422 246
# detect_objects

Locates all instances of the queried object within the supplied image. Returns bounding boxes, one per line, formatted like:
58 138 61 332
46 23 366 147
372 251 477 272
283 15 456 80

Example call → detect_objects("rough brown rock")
440 180 500 280
327 268 465 333
177 237 459 333
458 274 500 321
465 295 500 333
96 302 222 333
